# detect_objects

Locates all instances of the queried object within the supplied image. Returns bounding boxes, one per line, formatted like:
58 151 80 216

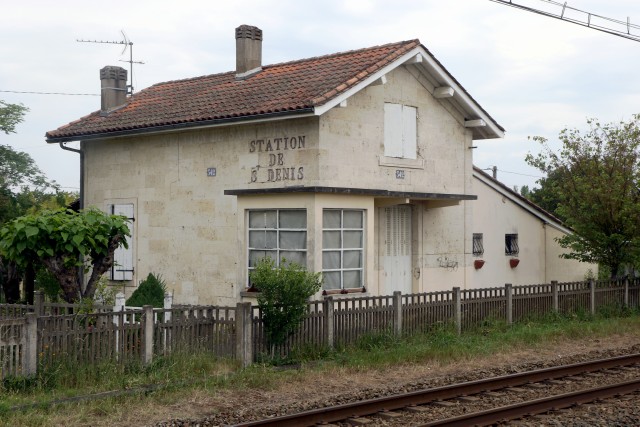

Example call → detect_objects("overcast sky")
1 0 640 193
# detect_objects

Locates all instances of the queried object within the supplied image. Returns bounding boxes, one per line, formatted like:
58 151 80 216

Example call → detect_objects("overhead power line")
0 90 99 96
489 0 640 43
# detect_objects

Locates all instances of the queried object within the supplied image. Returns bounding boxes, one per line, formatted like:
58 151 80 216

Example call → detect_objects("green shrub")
35 266 61 302
126 273 166 308
250 258 322 353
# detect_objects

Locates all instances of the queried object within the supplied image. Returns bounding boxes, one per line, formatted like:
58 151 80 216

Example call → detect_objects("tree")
250 258 322 355
0 208 130 303
519 169 566 222
0 101 67 303
0 100 28 135
526 116 640 277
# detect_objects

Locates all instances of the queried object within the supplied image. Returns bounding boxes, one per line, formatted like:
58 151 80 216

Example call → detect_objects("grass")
3 310 640 426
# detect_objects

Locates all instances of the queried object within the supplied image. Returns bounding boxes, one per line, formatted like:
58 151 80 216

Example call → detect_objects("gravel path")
152 336 640 426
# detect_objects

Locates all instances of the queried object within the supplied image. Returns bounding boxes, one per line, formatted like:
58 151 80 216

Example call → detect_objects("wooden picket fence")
1 277 639 378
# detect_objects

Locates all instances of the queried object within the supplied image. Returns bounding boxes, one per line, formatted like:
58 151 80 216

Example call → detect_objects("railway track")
233 353 640 427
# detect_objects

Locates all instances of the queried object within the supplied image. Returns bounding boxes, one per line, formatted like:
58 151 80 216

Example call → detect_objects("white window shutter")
384 103 403 158
402 105 417 159
111 204 134 281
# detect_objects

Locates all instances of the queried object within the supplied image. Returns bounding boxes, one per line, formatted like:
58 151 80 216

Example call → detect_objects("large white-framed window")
384 103 417 159
322 209 364 290
109 203 134 281
247 209 307 283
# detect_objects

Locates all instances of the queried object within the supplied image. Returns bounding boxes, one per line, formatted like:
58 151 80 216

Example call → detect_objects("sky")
1 0 640 193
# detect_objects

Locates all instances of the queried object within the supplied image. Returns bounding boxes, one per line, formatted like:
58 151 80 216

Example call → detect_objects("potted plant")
509 258 520 268
474 259 485 269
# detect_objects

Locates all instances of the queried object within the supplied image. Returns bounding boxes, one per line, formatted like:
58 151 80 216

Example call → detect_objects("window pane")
248 231 265 249
280 231 306 249
323 210 341 228
279 210 306 228
323 251 341 269
280 251 306 266
265 231 277 248
322 272 341 290
264 211 277 228
343 271 362 288
248 250 266 267
343 231 362 248
343 250 362 268
343 210 362 228
248 230 275 249
323 231 341 249
249 211 265 228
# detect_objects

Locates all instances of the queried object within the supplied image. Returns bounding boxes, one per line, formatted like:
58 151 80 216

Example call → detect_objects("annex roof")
472 166 571 234
46 40 504 142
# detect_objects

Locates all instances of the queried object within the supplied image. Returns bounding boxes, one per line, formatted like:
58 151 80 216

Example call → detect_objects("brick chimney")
235 25 262 79
100 66 128 115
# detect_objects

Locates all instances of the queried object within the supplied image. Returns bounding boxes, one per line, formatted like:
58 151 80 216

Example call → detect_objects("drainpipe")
58 142 83 210
58 142 85 293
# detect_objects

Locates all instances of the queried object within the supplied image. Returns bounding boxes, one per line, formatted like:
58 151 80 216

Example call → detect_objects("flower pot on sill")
474 259 485 269
509 258 520 268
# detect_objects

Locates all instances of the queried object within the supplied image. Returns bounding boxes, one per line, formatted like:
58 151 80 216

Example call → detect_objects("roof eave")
46 108 316 143
313 46 504 140
472 167 571 234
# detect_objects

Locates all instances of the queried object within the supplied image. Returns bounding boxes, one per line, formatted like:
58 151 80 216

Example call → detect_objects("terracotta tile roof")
46 39 421 141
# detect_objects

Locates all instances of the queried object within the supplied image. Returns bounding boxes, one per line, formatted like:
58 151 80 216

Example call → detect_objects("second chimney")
100 65 128 115
235 25 262 78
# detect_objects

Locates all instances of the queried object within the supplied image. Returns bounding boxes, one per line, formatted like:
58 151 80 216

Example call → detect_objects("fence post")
24 313 38 376
113 293 124 359
34 291 45 316
114 292 125 311
235 302 253 368
589 279 596 315
142 305 154 365
163 292 173 356
323 297 334 349
624 277 629 308
393 291 402 337
551 281 558 313
164 292 173 322
453 287 461 335
505 284 513 325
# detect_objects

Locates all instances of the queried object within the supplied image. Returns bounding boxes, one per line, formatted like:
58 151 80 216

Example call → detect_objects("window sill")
322 287 366 296
379 156 424 169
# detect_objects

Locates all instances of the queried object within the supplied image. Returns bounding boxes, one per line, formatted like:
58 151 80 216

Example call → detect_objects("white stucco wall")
83 64 480 304
318 66 475 294
471 175 595 287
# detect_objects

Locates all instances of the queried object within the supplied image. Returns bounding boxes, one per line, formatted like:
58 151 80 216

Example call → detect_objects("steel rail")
418 378 640 427
232 353 640 427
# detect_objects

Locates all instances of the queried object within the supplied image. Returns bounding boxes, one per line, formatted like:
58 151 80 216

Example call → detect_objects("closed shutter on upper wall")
384 103 417 159
402 105 417 159
384 103 404 158
110 204 134 281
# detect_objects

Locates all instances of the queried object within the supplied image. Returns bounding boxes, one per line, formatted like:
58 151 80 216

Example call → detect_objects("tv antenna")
77 31 145 94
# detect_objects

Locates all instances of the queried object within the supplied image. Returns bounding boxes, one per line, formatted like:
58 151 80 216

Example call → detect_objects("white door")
382 205 412 295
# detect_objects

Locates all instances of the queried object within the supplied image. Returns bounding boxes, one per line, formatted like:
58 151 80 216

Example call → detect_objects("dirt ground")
126 332 640 427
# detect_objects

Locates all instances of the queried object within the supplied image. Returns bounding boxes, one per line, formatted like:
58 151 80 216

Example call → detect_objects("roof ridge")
145 39 420 90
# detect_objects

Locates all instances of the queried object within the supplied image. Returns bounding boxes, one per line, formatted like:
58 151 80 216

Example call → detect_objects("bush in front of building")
126 273 166 308
250 258 322 355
